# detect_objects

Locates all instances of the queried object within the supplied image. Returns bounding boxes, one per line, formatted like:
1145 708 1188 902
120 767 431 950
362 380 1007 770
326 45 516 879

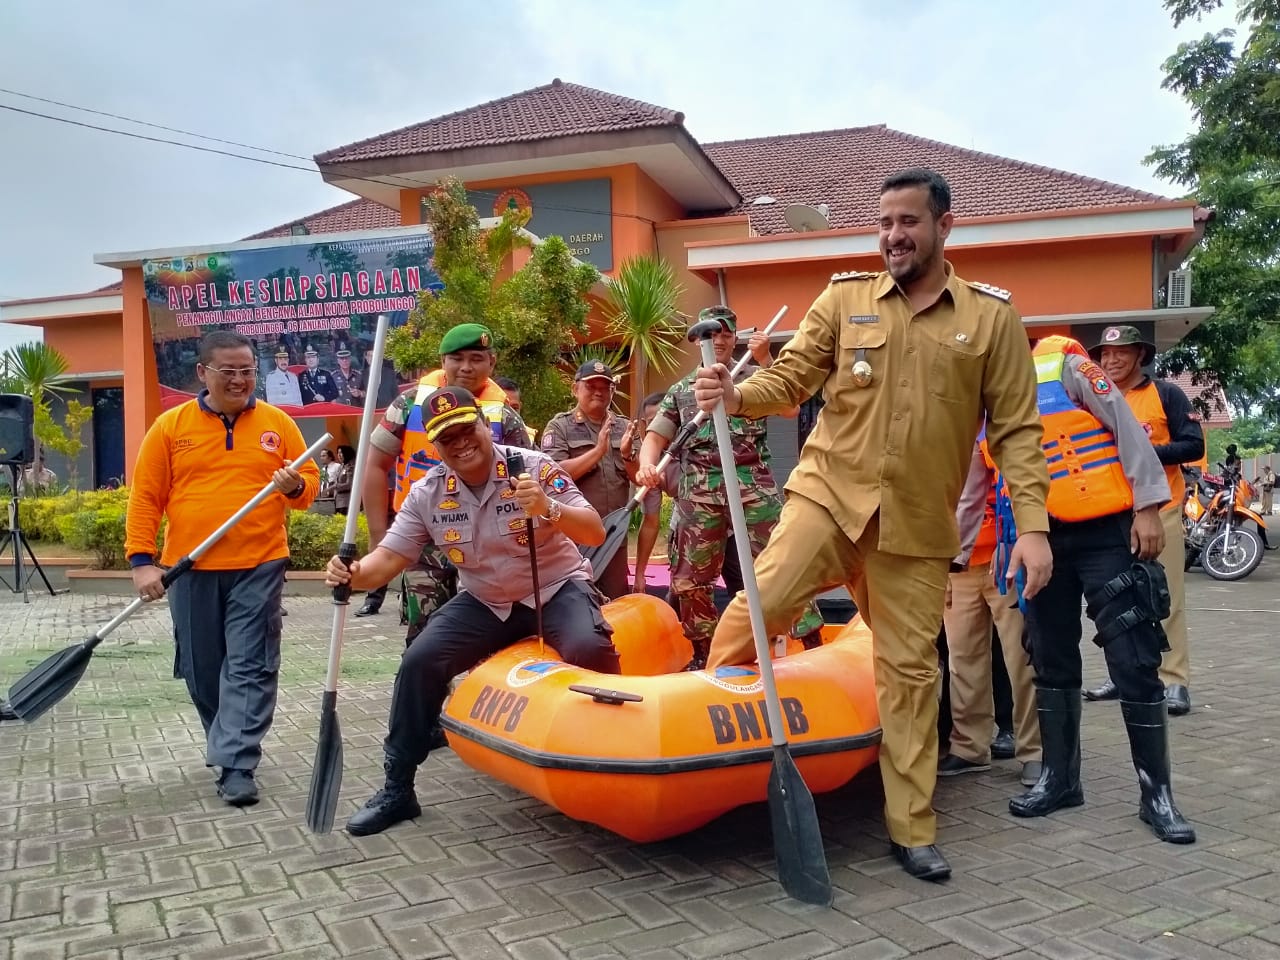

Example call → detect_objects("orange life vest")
972 441 999 566
392 371 510 511
1033 336 1134 522
1123 380 1185 511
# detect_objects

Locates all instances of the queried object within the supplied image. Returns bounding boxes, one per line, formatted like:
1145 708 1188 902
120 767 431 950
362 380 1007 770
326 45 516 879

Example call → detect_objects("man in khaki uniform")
692 168 1053 882
943 441 1042 787
541 361 639 599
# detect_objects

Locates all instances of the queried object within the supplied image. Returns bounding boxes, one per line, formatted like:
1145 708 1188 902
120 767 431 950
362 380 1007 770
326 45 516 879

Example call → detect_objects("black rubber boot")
346 755 422 837
1121 699 1196 844
1009 687 1085 818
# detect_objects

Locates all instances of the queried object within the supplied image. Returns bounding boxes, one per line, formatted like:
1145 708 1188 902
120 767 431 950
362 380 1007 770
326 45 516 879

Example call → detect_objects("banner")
142 231 438 417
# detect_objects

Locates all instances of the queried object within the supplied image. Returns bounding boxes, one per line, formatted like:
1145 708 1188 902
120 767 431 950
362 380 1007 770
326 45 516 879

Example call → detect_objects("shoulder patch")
830 270 878 283
966 280 1013 302
1078 359 1113 395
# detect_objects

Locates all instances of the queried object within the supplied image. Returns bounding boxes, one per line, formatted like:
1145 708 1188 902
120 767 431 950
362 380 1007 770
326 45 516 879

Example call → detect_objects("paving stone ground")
1 562 1278 960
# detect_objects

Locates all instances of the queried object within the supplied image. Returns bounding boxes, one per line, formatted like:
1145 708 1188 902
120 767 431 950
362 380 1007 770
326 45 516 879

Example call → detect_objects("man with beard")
1082 325 1202 716
541 361 640 600
690 168 1053 881
326 385 619 835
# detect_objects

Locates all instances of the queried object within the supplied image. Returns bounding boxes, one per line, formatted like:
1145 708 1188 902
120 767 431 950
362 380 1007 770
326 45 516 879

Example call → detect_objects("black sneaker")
217 769 259 807
346 785 422 836
937 754 991 777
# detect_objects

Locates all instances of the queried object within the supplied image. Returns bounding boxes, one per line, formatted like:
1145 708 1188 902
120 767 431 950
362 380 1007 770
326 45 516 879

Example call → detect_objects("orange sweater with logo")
125 396 319 570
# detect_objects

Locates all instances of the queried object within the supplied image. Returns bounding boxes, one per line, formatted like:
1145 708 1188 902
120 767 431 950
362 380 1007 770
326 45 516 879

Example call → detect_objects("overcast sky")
0 0 1238 347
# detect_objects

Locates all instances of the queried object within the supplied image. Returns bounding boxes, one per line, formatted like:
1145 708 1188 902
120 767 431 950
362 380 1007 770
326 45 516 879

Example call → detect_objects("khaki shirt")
540 409 632 516
735 263 1049 558
381 445 594 620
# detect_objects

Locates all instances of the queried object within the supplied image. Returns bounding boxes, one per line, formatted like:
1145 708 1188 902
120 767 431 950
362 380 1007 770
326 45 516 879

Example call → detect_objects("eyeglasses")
204 366 258 379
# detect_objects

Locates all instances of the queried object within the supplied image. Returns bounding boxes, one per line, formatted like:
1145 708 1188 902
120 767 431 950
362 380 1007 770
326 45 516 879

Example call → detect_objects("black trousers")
385 580 621 766
1026 512 1164 703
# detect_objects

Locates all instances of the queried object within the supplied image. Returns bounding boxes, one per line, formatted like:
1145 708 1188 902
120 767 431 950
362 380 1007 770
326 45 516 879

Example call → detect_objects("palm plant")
602 255 686 408
0 341 74 468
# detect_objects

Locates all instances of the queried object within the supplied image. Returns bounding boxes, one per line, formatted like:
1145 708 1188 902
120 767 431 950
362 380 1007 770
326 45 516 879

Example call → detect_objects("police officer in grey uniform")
263 347 302 406
299 347 339 404
541 360 638 599
326 385 622 836
959 337 1195 845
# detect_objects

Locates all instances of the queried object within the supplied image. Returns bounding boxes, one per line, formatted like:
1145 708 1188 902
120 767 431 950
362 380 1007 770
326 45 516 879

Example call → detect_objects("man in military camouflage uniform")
361 323 533 641
637 306 824 668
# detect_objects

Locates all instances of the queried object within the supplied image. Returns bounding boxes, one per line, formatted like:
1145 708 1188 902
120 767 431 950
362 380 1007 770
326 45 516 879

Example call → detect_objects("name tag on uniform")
848 315 879 324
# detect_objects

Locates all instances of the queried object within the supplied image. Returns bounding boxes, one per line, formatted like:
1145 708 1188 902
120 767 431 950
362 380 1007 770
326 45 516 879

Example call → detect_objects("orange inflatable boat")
440 594 882 842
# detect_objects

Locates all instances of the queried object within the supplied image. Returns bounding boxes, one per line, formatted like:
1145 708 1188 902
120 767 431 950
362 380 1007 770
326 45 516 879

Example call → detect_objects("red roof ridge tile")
242 196 399 240
315 79 684 164
704 123 889 148
879 127 1173 204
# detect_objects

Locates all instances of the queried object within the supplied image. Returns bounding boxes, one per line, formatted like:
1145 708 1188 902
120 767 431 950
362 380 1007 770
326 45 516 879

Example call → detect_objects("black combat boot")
1121 699 1196 843
1009 687 1084 818
346 755 422 837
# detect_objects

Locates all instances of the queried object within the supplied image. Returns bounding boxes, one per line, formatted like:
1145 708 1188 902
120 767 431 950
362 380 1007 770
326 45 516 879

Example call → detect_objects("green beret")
439 322 495 356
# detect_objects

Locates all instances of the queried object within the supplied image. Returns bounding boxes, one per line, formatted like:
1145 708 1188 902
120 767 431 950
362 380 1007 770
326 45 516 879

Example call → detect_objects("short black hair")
880 168 952 219
642 391 666 410
199 331 253 364
338 444 357 462
495 376 520 391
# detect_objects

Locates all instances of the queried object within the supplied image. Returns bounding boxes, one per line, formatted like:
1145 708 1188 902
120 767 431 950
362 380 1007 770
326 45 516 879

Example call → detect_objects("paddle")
688 316 833 907
583 307 790 578
305 314 391 835
7 432 334 723
505 451 545 656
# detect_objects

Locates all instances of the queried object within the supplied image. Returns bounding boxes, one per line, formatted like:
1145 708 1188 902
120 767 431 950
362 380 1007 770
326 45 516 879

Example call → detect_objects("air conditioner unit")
1167 269 1191 308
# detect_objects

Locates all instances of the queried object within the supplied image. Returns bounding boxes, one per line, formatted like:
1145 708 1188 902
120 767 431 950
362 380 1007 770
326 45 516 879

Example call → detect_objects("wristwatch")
545 499 563 524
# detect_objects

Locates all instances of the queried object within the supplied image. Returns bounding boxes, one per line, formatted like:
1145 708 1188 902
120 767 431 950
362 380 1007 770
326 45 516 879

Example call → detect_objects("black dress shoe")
890 843 951 882
991 729 1016 760
1085 679 1119 701
354 599 382 617
0 700 18 722
1164 685 1191 716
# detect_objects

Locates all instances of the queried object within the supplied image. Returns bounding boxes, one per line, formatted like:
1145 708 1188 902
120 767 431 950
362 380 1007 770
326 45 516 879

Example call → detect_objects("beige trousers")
707 494 949 848
942 566 1041 764
1158 505 1189 688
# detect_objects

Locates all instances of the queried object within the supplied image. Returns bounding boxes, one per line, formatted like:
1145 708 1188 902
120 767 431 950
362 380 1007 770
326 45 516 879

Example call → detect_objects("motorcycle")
1183 462 1269 581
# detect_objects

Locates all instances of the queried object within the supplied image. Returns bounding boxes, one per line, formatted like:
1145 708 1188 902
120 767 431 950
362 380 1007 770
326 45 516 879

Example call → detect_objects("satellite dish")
784 203 831 232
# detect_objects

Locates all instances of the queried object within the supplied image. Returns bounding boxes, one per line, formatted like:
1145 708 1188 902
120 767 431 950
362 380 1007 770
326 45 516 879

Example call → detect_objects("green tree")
1147 0 1280 418
601 254 687 410
388 178 600 426
35 398 92 493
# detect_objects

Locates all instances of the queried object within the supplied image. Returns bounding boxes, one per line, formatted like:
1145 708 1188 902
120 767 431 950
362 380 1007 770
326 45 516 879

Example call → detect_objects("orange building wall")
719 234 1155 330
29 313 125 375
122 267 161 478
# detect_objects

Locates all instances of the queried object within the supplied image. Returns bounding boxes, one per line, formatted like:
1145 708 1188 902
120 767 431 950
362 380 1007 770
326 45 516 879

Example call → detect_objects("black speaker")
0 394 35 467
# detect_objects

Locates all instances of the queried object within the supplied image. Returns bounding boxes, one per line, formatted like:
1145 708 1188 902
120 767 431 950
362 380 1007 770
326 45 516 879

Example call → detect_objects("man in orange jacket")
125 331 319 807
1083 325 1203 716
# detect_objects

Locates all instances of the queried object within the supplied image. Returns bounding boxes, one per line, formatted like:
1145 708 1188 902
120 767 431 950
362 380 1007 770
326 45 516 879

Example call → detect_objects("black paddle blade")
7 640 96 723
768 744 833 906
580 505 633 572
305 690 343 835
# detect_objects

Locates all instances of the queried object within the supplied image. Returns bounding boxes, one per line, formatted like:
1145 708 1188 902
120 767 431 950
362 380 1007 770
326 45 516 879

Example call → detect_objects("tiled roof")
703 125 1174 234
244 197 400 240
315 79 684 164
1169 372 1233 428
